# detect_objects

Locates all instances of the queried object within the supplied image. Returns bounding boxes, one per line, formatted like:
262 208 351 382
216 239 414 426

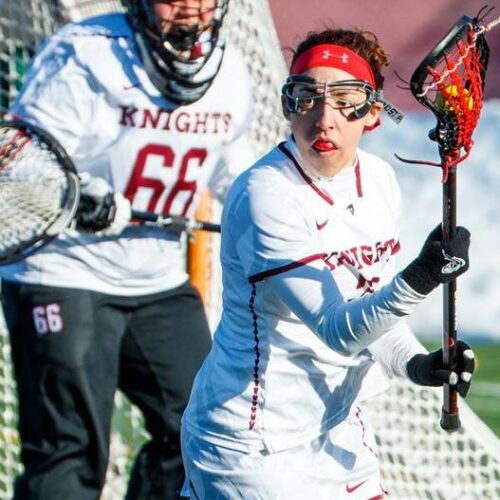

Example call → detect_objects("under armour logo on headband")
290 44 376 88
322 50 349 64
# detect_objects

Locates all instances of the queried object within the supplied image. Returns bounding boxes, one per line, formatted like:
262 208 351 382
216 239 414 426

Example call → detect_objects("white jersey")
183 136 427 454
0 13 254 295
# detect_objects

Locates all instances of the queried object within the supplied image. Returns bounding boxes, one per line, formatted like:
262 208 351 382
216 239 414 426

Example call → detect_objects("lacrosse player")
181 27 475 499
0 1 254 498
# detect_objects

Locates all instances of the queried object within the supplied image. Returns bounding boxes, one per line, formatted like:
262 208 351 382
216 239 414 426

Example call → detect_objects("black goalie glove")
401 224 470 295
406 341 475 397
75 174 131 235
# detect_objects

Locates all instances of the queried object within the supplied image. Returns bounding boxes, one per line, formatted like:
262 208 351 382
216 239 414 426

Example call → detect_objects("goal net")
0 1 499 499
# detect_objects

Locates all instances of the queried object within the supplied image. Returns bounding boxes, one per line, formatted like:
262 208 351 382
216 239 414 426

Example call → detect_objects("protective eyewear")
282 76 404 123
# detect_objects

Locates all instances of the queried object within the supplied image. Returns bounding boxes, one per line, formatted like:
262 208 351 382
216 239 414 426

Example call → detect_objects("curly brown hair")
290 28 390 89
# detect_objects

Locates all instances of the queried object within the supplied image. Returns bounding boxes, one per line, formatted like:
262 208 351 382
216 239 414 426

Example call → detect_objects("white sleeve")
8 31 94 156
208 132 256 203
267 263 427 357
208 45 256 203
367 320 428 377
230 171 318 279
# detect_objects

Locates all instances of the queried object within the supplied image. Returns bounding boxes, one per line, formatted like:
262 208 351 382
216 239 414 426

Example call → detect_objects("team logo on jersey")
441 249 466 274
323 238 400 271
346 203 355 215
119 105 233 134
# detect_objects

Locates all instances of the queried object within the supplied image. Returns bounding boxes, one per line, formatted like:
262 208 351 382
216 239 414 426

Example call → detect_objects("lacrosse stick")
0 120 220 265
401 13 493 431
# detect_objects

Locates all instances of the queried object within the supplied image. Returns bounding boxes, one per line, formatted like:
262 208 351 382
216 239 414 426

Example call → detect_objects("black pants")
1 280 212 500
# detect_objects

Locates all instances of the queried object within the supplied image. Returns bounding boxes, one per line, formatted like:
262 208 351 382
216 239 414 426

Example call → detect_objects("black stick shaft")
440 166 460 432
130 209 221 233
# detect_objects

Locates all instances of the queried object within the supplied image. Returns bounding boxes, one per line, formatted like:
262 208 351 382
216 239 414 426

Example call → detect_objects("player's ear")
281 95 291 121
363 102 382 130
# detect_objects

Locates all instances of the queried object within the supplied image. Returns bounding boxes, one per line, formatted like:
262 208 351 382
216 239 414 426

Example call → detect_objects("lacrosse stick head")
0 120 80 264
410 15 489 179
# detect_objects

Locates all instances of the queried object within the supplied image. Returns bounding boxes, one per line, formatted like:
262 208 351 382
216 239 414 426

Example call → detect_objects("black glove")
77 195 116 232
401 224 470 295
75 174 130 235
406 340 475 397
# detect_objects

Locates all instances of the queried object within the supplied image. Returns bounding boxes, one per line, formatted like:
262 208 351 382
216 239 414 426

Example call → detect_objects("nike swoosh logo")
345 479 368 493
315 219 328 230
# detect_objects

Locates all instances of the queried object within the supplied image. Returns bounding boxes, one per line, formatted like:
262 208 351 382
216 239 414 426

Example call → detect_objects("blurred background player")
181 27 475 498
0 0 254 498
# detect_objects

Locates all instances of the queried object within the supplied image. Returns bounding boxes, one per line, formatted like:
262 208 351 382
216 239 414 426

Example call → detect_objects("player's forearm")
317 274 427 355
368 320 428 377
268 265 427 356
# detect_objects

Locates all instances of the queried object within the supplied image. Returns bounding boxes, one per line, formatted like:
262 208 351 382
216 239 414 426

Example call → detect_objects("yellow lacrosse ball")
435 84 474 112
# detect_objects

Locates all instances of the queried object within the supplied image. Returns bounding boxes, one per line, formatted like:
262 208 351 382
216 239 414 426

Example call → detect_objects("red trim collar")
278 142 364 202
278 142 334 206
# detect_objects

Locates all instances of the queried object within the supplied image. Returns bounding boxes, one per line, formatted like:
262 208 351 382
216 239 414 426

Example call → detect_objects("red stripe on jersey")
355 406 379 459
278 142 334 206
248 283 260 430
249 253 326 283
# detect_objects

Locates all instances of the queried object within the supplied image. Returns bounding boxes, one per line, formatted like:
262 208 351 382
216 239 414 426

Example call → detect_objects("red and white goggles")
282 75 404 124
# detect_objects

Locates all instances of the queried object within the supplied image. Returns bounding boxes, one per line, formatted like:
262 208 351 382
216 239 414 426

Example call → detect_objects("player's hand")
406 340 475 397
76 173 131 235
401 224 470 295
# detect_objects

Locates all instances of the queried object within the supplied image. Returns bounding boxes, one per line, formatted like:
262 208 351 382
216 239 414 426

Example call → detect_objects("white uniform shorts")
181 405 386 499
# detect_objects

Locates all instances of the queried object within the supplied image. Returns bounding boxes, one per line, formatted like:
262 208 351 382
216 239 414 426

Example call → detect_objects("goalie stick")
0 119 221 265
400 10 496 431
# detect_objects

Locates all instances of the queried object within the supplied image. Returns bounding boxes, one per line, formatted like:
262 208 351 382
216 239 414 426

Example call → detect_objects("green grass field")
424 341 500 437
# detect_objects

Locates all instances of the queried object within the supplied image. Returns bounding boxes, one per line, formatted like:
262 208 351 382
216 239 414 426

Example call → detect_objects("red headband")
290 44 377 88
